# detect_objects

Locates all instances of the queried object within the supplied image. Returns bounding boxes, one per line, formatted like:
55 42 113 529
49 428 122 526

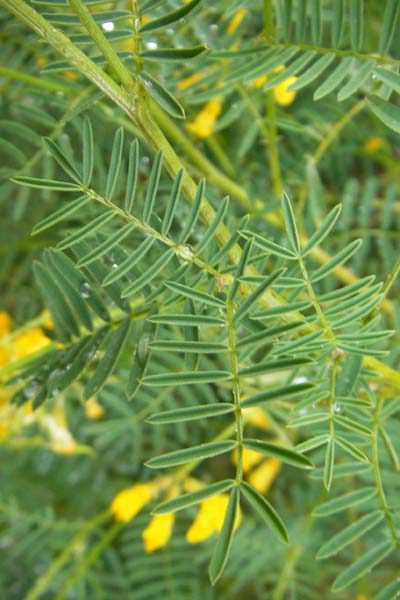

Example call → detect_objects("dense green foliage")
0 1 399 598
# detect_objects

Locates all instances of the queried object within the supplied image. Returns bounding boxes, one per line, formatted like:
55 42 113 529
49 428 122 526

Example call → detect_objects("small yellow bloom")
248 457 281 494
251 75 268 88
110 483 153 522
14 328 50 359
122 38 135 53
64 71 78 81
232 446 263 474
363 136 385 154
177 73 201 90
85 397 104 420
186 494 241 543
142 513 175 553
187 99 222 138
0 346 11 368
243 407 270 430
36 57 47 68
356 595 367 600
274 76 298 106
0 311 11 336
227 8 247 35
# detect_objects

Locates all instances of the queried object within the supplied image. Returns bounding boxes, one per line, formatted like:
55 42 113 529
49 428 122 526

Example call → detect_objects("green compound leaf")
139 72 185 119
153 479 235 514
148 313 225 327
149 340 228 353
146 440 237 468
281 192 300 253
31 195 90 235
44 138 81 183
242 382 316 407
12 176 80 191
302 204 342 256
367 96 400 134
313 487 377 517
240 230 297 259
82 117 94 187
105 127 124 199
209 487 239 585
240 481 288 543
164 281 225 308
141 45 207 61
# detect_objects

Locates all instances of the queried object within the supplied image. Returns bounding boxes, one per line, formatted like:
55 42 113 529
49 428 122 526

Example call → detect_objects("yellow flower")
0 346 11 368
227 8 247 35
36 57 47 68
251 75 268 88
142 513 175 553
243 407 270 430
363 136 385 154
110 483 153 522
232 446 263 474
274 76 298 106
14 328 50 359
248 457 281 494
186 494 241 544
187 99 222 138
64 70 78 81
0 311 11 336
177 73 201 90
85 397 104 420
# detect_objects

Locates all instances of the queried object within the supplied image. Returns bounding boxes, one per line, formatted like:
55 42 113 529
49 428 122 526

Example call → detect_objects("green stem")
371 398 400 552
226 300 243 482
24 511 111 600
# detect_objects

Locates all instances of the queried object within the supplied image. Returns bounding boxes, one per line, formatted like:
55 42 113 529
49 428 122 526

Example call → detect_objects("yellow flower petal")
110 483 153 522
142 513 175 553
227 8 247 35
0 311 11 336
243 407 270 430
363 136 385 154
187 99 222 138
248 458 281 494
274 76 298 106
232 446 263 474
85 397 104 420
14 328 51 359
251 75 268 88
177 73 201 90
186 494 241 544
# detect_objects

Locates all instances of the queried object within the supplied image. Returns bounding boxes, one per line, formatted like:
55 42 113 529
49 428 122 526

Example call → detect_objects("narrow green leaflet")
140 0 203 32
242 382 315 407
281 193 299 253
374 68 400 95
317 511 384 559
146 440 237 468
142 45 207 61
153 480 235 514
82 117 94 186
147 403 234 424
149 340 228 353
84 317 131 399
143 150 163 223
209 487 239 585
237 321 303 348
44 138 81 183
332 0 345 47
239 357 313 377
314 57 354 100
251 300 311 319
290 53 335 92
196 196 229 254
229 238 253 301
178 179 204 243
139 72 185 119
240 481 288 543
374 579 400 600
103 237 155 286
77 223 136 267
379 0 400 54
350 0 364 51
164 281 225 308
302 205 342 256
143 370 232 386
335 435 369 462
318 275 375 303
235 269 285 322
122 248 175 297
32 195 90 235
323 440 334 490
367 96 400 134
310 239 362 282
105 127 124 199
124 139 139 213
162 169 183 235
12 176 80 191
243 439 314 469
56 212 114 250
332 540 394 591
149 314 225 327
240 230 296 259
337 59 375 102
126 319 156 399
313 487 377 517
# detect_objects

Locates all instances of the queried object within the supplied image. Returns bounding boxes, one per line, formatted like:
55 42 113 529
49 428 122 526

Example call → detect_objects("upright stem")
226 301 243 482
